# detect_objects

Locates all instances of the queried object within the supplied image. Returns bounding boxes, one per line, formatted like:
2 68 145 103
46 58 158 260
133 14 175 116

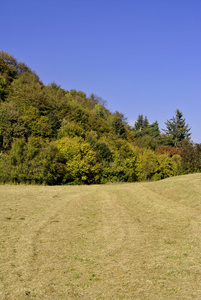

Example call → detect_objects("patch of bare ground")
0 173 201 299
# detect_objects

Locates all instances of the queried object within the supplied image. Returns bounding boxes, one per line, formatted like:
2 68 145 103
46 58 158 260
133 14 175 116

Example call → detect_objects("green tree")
0 51 32 83
157 154 181 180
134 114 146 130
146 121 160 138
93 142 112 162
163 109 191 147
132 115 149 137
94 103 106 119
180 140 201 174
136 149 159 181
56 137 101 184
57 119 85 139
22 106 52 137
110 111 127 138
7 72 49 113
0 102 27 150
0 75 9 101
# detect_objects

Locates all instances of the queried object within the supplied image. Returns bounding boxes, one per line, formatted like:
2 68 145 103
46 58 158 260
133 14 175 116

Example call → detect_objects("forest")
0 51 200 185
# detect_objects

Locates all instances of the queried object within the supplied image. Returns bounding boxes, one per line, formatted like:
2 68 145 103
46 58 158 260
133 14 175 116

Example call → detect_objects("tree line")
0 51 200 184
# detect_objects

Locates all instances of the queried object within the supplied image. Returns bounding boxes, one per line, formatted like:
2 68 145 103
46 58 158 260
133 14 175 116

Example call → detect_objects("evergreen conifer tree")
163 109 191 147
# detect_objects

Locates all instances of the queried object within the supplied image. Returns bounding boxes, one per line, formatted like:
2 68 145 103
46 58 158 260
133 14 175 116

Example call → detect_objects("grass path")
0 173 201 299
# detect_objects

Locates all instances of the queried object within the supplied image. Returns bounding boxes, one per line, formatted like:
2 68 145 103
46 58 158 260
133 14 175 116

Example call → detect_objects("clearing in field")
0 173 201 299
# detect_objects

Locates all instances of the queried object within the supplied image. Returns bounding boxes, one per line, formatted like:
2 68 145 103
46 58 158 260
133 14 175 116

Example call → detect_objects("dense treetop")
0 51 200 184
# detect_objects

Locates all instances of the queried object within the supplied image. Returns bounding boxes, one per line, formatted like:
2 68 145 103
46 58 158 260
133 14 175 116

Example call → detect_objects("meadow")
1 173 201 299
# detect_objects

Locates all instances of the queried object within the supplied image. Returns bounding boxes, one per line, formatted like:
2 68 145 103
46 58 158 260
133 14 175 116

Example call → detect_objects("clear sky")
1 0 201 143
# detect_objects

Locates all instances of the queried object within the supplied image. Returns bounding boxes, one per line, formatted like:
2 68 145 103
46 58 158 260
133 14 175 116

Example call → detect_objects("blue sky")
1 0 201 142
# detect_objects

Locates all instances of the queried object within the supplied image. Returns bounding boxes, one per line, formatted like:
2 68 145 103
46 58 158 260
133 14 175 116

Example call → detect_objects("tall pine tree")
163 109 191 147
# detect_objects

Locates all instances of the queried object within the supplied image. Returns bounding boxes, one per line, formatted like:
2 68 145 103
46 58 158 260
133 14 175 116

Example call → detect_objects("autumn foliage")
0 51 200 184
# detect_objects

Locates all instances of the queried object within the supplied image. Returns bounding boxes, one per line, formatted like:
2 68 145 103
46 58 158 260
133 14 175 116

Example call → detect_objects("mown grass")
0 173 201 299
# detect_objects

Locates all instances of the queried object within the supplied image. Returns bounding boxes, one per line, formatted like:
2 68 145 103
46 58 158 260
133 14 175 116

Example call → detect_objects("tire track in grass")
1 176 201 299
1 187 78 299
81 188 152 299
9 187 103 299
6 186 142 299
108 183 201 299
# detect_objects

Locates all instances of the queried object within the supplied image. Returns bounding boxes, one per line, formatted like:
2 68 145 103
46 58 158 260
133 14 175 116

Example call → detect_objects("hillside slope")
1 51 200 184
1 173 201 299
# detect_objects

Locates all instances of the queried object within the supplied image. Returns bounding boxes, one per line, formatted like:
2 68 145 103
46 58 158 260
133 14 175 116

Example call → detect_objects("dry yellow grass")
0 173 201 299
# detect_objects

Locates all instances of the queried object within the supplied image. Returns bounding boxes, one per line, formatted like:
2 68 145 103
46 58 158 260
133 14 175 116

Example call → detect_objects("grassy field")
0 173 201 299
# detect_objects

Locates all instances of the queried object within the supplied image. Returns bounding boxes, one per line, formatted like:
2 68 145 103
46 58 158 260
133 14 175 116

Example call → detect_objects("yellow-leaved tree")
56 137 101 184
